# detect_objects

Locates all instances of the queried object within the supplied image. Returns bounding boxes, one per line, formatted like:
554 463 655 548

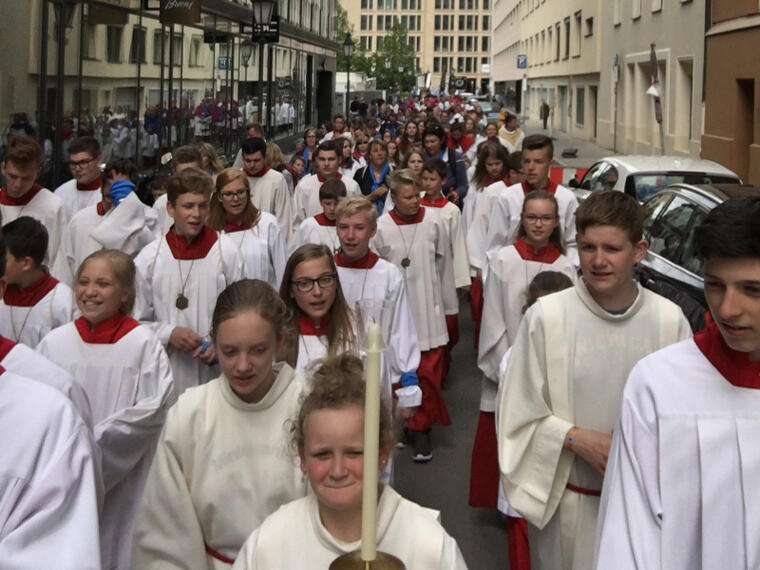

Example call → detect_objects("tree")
336 5 372 75
370 21 417 94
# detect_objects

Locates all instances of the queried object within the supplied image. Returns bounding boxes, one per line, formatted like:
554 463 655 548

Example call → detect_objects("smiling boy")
595 197 760 569
497 190 691 570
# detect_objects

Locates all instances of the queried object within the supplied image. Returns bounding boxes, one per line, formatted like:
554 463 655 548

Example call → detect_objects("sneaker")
396 428 409 449
411 429 433 463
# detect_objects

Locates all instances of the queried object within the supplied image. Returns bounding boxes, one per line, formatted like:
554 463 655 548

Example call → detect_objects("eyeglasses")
220 188 247 200
69 157 96 170
291 273 337 292
524 214 556 224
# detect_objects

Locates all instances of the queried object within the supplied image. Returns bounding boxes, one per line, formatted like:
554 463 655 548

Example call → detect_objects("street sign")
218 56 231 70
517 54 527 69
253 15 280 44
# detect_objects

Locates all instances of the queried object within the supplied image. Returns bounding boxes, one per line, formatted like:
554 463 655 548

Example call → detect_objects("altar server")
594 197 760 570
38 249 174 570
373 169 458 462
484 135 579 266
279 243 357 376
232 354 467 570
0 216 74 346
334 195 422 412
293 140 361 225
289 178 345 254
54 158 158 285
208 167 286 289
240 137 295 238
497 191 691 570
152 145 204 235
134 168 244 393
1 134 66 267
54 136 103 220
133 279 308 568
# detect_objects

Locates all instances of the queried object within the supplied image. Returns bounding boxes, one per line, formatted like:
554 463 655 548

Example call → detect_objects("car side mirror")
568 178 579 188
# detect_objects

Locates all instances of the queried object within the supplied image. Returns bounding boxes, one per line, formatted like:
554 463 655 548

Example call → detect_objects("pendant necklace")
9 305 34 342
395 218 419 269
175 259 196 310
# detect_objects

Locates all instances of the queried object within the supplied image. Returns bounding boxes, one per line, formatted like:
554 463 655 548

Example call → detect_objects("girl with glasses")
279 244 356 376
208 168 287 289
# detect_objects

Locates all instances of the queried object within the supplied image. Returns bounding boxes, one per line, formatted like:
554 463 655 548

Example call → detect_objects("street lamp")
343 33 355 118
240 40 254 101
252 0 276 128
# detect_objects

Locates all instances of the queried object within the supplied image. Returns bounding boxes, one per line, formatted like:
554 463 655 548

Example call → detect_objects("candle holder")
329 550 405 569
354 299 394 351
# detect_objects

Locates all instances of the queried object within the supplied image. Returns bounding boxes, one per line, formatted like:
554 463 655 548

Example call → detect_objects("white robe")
594 339 760 570
132 365 308 569
497 280 691 570
424 199 471 290
54 193 159 286
372 208 457 351
0 187 67 268
2 340 93 428
293 173 361 225
465 180 510 272
246 169 296 238
477 245 576 412
152 194 172 236
289 216 340 255
232 486 468 570
133 233 244 393
38 321 175 570
485 182 579 266
0 281 74 347
461 182 483 246
0 370 101 569
54 178 101 221
221 212 286 289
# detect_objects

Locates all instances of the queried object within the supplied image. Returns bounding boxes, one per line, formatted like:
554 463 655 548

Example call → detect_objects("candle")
361 323 383 562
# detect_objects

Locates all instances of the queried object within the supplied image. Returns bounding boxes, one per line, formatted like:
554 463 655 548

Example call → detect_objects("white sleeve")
435 218 459 316
440 534 470 570
465 189 494 271
51 220 76 287
230 527 262 570
292 180 308 228
477 255 508 382
274 176 295 239
221 236 246 286
267 220 288 289
594 366 662 570
484 194 515 256
448 207 471 289
133 244 174 346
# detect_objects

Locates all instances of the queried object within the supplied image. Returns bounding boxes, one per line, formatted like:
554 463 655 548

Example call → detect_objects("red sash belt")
566 483 601 497
205 543 234 564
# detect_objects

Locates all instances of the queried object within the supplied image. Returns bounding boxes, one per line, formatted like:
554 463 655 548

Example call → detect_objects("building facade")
0 0 339 186
342 0 492 94
490 0 522 111
701 0 760 184
597 0 705 157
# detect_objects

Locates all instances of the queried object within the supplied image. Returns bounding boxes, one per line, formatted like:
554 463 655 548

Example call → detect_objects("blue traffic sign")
517 54 527 69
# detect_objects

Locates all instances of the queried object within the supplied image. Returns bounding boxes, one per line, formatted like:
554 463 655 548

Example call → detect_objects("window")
361 15 368 30
576 86 585 125
385 15 392 28
482 15 489 30
585 17 594 37
153 29 166 64
189 36 201 66
107 26 123 63
378 15 384 30
83 22 97 59
555 23 561 61
435 15 440 30
482 36 489 52
633 0 641 19
578 162 619 191
458 36 464 51
646 195 706 274
573 12 581 57
377 36 383 50
172 34 182 66
563 18 570 59
434 56 440 72
129 26 146 63
435 36 441 51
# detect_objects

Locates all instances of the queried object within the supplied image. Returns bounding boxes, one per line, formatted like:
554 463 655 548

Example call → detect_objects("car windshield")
478 102 493 113
631 173 740 202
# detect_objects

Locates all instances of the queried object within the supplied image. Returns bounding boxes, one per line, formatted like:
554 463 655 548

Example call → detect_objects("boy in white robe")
289 178 345 254
484 135 579 267
1 134 67 268
240 137 295 238
54 136 103 220
134 168 244 394
334 195 423 412
594 197 760 570
0 216 74 347
152 145 204 235
373 169 458 462
0 233 101 570
55 158 158 285
293 140 361 225
318 113 352 143
497 191 691 570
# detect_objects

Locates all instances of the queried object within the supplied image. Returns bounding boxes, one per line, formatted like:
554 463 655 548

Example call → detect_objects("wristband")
566 426 578 446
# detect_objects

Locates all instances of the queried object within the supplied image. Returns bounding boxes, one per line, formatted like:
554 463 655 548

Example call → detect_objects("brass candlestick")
329 551 405 569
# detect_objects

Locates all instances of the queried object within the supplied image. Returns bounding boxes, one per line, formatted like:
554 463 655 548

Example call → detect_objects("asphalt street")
394 299 508 569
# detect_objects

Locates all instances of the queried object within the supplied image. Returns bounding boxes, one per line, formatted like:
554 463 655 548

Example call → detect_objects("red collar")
694 312 760 389
315 213 336 227
352 151 365 160
74 313 140 344
96 202 107 216
483 176 495 187
225 218 252 232
513 237 561 263
166 225 218 260
334 250 379 269
298 312 331 336
0 184 44 206
248 166 270 178
317 172 342 183
389 207 425 225
0 335 15 361
333 128 346 136
77 177 102 191
3 272 59 307
421 195 448 208
522 179 558 195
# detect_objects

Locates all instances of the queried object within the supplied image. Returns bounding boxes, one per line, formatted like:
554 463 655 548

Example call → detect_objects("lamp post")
252 0 276 129
343 34 355 119
240 40 254 102
398 65 404 94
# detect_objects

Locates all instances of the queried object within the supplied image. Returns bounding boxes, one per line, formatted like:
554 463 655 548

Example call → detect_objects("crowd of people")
0 93 759 570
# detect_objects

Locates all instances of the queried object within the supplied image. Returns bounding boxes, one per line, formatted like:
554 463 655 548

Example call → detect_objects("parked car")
570 155 740 203
636 183 760 331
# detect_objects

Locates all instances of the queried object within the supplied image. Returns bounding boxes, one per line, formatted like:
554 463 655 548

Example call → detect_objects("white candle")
361 323 383 562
